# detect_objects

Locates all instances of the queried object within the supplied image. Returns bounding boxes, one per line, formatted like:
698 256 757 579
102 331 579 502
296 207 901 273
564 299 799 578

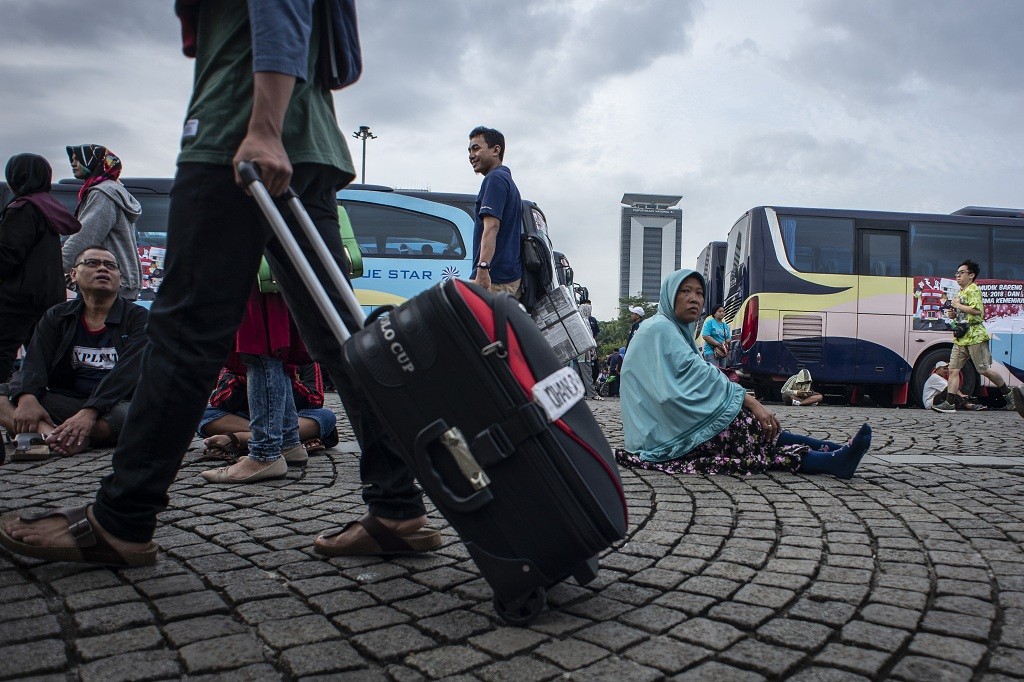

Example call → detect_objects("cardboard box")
531 285 596 364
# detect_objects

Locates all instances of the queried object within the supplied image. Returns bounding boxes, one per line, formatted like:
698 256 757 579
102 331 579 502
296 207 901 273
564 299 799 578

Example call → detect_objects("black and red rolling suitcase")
239 163 628 625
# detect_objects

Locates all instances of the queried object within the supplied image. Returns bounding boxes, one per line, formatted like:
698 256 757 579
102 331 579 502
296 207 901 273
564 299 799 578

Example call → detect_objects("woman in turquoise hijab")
616 269 871 478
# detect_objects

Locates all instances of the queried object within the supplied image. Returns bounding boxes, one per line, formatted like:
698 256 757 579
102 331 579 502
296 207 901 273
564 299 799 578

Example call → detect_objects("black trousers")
93 164 425 542
0 308 44 383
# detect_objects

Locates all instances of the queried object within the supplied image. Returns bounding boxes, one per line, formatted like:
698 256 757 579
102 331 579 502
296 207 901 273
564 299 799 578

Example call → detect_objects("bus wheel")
911 347 953 408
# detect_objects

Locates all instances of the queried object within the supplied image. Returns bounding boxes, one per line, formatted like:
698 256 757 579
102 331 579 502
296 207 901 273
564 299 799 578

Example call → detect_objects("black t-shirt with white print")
66 318 118 398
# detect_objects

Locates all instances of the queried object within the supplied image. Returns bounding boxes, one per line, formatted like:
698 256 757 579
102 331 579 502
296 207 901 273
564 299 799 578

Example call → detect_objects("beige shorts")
487 279 522 299
948 342 992 372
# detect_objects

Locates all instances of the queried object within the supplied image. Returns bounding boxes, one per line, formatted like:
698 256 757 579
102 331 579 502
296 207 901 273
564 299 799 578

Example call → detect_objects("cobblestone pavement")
2 400 1024 681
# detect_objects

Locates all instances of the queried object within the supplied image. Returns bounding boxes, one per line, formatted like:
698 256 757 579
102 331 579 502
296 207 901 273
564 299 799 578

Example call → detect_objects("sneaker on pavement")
931 401 956 414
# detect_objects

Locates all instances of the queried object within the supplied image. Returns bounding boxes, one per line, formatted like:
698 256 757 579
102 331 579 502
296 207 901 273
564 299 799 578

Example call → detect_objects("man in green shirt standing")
932 259 1017 413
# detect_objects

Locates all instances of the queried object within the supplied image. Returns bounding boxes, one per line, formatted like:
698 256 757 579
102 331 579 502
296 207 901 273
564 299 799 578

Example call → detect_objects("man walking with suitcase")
468 126 524 298
1 0 438 565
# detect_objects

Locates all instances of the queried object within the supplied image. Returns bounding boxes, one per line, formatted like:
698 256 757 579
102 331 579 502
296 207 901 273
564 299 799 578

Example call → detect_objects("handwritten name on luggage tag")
532 367 585 422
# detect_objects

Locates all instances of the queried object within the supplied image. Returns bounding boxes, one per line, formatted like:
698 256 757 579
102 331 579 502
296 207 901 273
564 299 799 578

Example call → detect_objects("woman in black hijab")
0 154 81 382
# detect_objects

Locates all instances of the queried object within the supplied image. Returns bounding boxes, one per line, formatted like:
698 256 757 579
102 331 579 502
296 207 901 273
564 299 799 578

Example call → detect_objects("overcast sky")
2 0 1022 318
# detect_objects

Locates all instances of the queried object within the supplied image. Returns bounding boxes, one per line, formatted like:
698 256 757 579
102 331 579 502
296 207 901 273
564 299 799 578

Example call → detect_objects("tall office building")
619 193 683 304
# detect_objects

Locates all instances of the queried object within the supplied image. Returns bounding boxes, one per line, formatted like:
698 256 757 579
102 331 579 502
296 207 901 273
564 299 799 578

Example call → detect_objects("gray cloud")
0 0 177 49
785 0 1024 102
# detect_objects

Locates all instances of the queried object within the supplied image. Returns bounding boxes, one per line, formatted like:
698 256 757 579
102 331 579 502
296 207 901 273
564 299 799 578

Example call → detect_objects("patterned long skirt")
615 408 806 476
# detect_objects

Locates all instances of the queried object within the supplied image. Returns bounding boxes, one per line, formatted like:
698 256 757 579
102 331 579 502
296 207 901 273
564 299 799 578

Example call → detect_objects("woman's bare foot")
2 506 152 555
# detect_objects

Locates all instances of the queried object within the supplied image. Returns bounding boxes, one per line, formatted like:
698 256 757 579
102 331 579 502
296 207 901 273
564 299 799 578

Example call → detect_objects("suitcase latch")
481 341 507 358
440 427 491 491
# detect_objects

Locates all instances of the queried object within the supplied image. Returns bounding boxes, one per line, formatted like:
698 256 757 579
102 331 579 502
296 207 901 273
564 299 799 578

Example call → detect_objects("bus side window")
993 227 1024 280
341 201 465 259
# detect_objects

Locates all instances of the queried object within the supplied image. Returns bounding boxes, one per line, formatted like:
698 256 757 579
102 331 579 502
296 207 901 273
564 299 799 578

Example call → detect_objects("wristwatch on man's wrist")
476 261 491 270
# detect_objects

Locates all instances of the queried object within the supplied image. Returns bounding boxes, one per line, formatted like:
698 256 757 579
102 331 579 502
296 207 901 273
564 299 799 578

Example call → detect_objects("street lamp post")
351 125 377 184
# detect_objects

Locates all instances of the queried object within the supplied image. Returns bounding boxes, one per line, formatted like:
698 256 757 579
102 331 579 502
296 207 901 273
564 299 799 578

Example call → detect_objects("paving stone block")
534 639 609 669
920 610 992 642
64 585 140 611
469 626 548 657
757 617 833 651
671 661 767 681
233 593 312 624
563 595 633 620
889 655 972 681
654 590 716 615
180 633 268 673
287 574 356 597
908 632 987 667
163 614 248 647
417 610 492 641
134 573 206 599
669 617 744 650
257 613 340 649
933 595 997 619
707 602 775 629
49 570 123 595
988 646 1024 676
351 624 436 661
789 599 857 627
393 591 469 619
151 589 229 621
625 635 712 672
362 577 430 602
475 655 564 681
77 649 179 682
733 583 796 609
840 620 911 651
860 603 922 630
0 597 48 623
572 656 663 681
0 638 66 678
279 640 366 676
720 638 805 677
599 582 661 606
679 575 741 599
526 610 593 636
219 578 292 605
73 625 164 662
575 620 648 653
310 589 378 616
331 605 410 634
408 565 476 591
73 601 155 636
618 603 688 633
787 667 872 681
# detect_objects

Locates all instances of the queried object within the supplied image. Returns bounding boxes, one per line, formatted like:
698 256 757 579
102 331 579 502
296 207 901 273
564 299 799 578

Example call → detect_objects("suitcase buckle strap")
481 341 507 358
439 427 491 491
472 403 549 467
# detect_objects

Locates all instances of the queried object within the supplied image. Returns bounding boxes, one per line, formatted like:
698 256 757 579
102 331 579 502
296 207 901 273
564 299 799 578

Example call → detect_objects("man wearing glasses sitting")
1 246 148 460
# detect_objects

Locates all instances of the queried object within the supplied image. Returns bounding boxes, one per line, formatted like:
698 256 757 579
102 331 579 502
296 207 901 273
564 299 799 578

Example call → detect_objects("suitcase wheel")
493 586 546 626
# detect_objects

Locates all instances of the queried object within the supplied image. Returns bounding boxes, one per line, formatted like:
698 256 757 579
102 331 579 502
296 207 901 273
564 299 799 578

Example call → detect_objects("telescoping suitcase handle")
237 161 366 345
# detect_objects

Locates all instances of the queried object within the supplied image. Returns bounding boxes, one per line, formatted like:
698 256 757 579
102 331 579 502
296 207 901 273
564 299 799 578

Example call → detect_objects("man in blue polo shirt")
468 126 523 297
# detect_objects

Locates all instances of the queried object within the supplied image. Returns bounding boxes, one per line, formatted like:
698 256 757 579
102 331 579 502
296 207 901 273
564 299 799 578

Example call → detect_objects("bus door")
855 230 909 382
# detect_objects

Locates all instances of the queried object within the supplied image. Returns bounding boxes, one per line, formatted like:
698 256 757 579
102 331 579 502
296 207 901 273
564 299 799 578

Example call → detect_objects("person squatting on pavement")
0 154 81 383
0 246 148 461
0 0 440 567
922 360 986 412
932 259 1017 413
62 145 143 301
467 126 524 298
780 369 824 407
197 360 338 465
615 268 871 478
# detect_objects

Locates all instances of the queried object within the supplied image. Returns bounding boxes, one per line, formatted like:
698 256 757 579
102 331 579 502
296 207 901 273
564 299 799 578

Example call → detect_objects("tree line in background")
594 294 654 358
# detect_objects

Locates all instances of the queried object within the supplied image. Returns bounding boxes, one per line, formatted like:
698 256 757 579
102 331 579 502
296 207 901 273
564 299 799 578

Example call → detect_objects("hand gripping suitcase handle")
237 161 366 344
414 421 494 513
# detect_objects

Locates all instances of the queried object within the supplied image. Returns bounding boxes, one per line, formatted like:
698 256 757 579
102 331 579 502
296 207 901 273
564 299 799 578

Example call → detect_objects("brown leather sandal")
0 505 157 567
195 432 248 464
314 514 441 557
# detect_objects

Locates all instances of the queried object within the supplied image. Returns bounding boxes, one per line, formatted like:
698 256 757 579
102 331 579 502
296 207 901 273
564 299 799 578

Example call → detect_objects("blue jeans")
242 355 299 462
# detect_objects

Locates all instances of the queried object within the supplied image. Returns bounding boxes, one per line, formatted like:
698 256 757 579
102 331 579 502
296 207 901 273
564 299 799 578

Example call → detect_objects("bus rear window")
779 215 854 274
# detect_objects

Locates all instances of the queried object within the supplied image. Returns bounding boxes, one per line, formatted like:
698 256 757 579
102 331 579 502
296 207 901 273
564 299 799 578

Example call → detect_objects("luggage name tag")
532 367 586 422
